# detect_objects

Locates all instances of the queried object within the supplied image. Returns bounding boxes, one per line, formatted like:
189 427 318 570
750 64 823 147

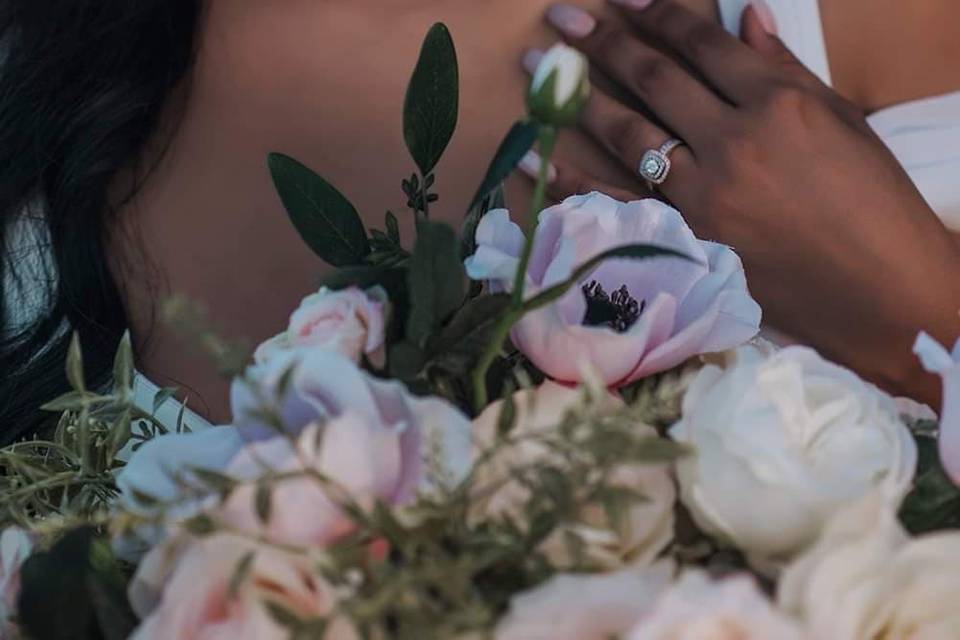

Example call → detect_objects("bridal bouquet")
2 24 960 640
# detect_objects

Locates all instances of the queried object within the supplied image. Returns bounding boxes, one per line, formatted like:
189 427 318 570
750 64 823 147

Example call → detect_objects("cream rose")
254 286 387 366
628 569 804 640
472 381 676 570
495 560 675 640
669 345 917 566
779 495 960 640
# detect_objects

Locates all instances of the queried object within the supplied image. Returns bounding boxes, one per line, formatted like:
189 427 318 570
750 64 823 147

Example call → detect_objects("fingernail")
749 0 778 35
607 0 655 9
546 3 597 38
521 49 544 75
519 150 558 183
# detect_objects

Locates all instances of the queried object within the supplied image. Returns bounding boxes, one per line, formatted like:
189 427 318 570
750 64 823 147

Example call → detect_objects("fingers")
610 0 774 104
524 49 698 203
739 6 865 122
518 150 643 203
545 3 728 142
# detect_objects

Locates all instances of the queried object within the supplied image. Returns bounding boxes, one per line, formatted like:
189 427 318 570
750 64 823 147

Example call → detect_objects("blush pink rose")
915 332 960 485
465 193 761 386
254 287 387 367
131 535 357 640
219 414 410 547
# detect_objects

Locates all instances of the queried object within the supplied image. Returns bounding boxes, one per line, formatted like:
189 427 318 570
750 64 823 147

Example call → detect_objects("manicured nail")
749 0 778 35
607 0 655 9
519 150 558 183
546 4 597 38
522 49 545 75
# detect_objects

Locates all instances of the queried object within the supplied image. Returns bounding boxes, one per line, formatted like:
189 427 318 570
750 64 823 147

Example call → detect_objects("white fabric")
718 0 960 231
133 373 212 432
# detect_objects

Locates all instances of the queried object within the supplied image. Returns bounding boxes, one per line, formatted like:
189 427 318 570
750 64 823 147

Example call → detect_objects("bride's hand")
526 0 960 404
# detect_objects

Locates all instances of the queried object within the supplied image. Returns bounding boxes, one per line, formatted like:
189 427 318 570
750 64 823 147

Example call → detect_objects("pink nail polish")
522 49 545 75
519 151 558 183
608 0 655 9
546 4 597 38
748 0 778 35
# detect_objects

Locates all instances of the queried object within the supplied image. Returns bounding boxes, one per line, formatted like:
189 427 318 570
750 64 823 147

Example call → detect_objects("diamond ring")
638 138 685 188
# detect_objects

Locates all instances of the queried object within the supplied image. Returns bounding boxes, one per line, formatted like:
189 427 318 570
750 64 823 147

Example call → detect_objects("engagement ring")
639 138 685 188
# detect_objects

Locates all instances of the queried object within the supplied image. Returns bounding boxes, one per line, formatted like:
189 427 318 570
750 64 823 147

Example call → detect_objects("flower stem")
471 125 558 411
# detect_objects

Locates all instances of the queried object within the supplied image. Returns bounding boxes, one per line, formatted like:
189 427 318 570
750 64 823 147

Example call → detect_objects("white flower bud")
528 44 590 126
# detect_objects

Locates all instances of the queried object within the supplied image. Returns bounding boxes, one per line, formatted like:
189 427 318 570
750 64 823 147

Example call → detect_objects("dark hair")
0 0 202 444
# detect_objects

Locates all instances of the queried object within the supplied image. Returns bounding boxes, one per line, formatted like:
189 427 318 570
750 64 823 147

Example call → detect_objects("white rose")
495 560 675 640
472 382 676 570
527 43 590 126
779 494 960 640
628 569 804 640
254 286 387 367
670 345 917 567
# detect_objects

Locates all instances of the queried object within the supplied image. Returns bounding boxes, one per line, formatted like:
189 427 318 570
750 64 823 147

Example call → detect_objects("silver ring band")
638 138 685 188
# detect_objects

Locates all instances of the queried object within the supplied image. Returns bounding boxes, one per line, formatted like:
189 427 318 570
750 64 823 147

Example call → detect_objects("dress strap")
717 0 832 87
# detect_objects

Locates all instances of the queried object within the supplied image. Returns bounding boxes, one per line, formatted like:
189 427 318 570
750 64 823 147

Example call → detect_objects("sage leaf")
268 153 369 266
468 120 539 212
406 221 465 346
404 23 459 176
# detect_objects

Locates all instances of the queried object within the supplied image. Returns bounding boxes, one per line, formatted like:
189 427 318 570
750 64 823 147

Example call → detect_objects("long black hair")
0 0 202 444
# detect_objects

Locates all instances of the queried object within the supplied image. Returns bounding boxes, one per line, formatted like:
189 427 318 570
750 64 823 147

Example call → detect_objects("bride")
1 0 958 439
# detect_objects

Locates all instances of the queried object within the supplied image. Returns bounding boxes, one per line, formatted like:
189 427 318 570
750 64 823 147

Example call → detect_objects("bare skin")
111 0 960 421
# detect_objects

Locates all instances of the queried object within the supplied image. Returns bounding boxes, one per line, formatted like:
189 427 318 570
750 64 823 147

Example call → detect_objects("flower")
527 43 590 127
465 193 761 387
115 427 246 556
0 527 32 636
628 570 804 640
471 381 676 569
914 331 960 484
218 414 415 547
254 287 387 367
232 348 472 493
495 560 675 640
117 349 471 556
131 535 357 640
670 345 917 567
779 494 960 639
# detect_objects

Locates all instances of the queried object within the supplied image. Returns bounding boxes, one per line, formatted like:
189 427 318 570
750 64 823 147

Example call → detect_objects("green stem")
471 125 558 411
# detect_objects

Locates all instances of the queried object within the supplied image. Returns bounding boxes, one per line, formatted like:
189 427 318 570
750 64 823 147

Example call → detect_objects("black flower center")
581 280 645 333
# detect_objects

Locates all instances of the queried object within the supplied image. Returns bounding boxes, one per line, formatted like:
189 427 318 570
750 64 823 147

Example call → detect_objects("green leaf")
40 390 101 412
900 433 960 534
389 342 426 381
112 331 133 393
66 332 85 392
228 551 256 599
386 211 401 244
496 389 518 438
406 221 466 346
255 481 273 525
264 601 305 631
404 23 460 176
522 244 694 313
268 153 370 266
152 387 179 414
428 293 512 361
319 265 407 292
19 528 138 640
468 120 539 212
